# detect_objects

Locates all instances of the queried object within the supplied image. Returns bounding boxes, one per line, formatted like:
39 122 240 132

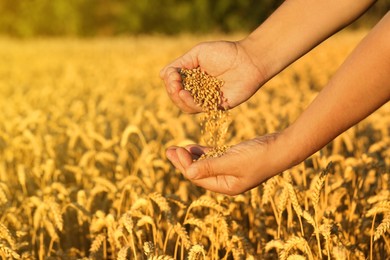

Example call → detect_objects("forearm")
239 0 376 83
282 12 390 166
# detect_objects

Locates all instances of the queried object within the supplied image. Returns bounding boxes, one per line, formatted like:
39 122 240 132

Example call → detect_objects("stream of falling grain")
180 67 230 159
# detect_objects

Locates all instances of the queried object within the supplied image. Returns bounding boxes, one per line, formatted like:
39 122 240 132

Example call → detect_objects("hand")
159 41 267 113
165 133 289 195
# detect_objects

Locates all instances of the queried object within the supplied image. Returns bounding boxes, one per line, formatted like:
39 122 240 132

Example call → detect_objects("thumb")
185 154 234 180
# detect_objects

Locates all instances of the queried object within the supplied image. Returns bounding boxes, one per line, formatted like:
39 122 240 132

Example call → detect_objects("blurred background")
0 0 388 38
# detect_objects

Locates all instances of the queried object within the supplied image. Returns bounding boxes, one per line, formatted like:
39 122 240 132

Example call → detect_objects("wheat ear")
374 213 390 241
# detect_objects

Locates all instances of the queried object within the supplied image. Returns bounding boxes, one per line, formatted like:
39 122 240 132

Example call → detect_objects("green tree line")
0 0 387 37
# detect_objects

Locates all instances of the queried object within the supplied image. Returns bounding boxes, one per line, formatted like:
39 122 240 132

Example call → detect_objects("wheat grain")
180 67 230 157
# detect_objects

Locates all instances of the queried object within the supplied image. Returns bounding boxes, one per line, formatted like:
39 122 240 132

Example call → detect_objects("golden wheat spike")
374 213 390 241
149 192 171 213
120 124 147 148
184 217 207 231
367 190 390 204
0 243 20 259
301 210 316 229
94 177 118 194
366 200 390 217
277 186 289 216
0 222 16 250
89 233 106 254
186 198 227 219
136 215 155 228
261 176 277 206
187 244 206 260
120 212 134 234
47 199 63 232
279 236 312 260
173 222 192 250
117 246 129 260
265 239 284 252
286 182 303 217
311 162 331 210
143 241 155 257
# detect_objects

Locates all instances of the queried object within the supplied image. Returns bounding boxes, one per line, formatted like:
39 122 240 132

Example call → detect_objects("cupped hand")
159 41 267 113
165 133 289 196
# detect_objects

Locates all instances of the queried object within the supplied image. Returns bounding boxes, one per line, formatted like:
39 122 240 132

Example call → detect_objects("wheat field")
0 30 389 260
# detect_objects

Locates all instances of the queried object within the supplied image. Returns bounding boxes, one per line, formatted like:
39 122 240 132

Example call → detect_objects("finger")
178 90 202 112
160 49 200 78
166 147 185 172
183 154 244 196
190 175 241 196
176 147 193 168
184 144 211 157
163 68 202 113
185 151 238 180
166 146 196 172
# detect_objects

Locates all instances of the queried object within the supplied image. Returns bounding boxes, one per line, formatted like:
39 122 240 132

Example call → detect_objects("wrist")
237 37 275 85
271 128 306 172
